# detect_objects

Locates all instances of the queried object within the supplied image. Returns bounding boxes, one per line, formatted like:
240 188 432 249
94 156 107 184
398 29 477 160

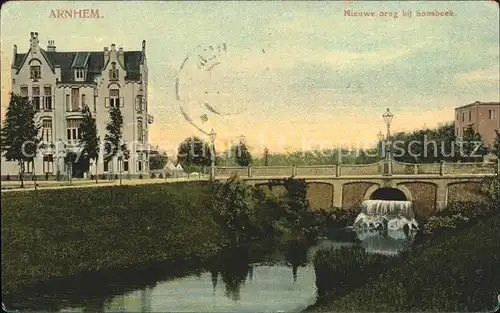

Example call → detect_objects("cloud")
454 68 500 83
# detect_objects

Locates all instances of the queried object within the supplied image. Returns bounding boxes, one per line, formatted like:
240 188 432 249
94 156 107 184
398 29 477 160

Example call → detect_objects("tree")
149 152 168 170
177 136 212 170
0 93 41 187
263 147 270 166
79 106 100 182
492 130 500 158
103 107 124 174
234 139 252 166
456 125 487 162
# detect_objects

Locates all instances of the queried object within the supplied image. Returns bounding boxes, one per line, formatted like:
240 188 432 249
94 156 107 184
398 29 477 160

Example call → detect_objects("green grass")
307 208 500 312
1 182 227 294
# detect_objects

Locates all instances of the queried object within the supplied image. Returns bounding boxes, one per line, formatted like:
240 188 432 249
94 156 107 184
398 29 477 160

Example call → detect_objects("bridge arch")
364 184 412 201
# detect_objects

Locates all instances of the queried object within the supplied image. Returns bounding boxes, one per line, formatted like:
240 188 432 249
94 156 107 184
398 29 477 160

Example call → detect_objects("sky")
1 1 499 157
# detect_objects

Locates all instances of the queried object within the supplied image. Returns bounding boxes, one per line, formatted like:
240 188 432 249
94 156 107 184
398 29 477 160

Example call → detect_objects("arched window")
109 62 119 80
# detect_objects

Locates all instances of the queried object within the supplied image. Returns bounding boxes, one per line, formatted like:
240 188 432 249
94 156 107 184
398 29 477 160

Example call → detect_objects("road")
0 176 208 192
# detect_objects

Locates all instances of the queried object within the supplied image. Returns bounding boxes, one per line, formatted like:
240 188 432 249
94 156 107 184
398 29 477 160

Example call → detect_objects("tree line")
175 122 500 169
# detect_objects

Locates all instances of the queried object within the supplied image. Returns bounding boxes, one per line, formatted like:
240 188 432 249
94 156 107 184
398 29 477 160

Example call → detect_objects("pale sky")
1 1 499 157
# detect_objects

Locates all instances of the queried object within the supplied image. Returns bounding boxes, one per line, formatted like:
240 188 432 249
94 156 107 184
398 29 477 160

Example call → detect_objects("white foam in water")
353 200 419 231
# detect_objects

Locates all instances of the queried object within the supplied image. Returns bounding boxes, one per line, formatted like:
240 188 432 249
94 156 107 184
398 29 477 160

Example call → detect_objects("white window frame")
32 86 41 110
66 119 82 144
44 86 52 110
43 154 54 173
30 65 41 80
42 119 52 143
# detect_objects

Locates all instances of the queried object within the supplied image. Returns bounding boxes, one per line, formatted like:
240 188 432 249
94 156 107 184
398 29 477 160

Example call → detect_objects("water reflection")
285 240 309 283
5 230 415 313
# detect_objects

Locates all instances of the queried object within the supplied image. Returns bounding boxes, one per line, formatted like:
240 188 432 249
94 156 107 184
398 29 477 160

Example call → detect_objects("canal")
3 227 415 313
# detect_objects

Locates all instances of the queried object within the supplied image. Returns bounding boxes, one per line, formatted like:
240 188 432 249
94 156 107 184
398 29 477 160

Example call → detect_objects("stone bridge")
215 160 499 220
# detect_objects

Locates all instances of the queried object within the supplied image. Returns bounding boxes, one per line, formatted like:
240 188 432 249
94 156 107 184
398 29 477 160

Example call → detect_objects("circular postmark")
176 42 269 136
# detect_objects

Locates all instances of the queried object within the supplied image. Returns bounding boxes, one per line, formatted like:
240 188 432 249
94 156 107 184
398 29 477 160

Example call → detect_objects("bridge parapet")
215 167 249 177
339 162 383 176
296 165 336 176
214 160 498 178
443 162 496 175
252 166 294 177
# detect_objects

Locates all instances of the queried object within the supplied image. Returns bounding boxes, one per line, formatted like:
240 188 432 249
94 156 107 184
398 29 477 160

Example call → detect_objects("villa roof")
13 49 143 83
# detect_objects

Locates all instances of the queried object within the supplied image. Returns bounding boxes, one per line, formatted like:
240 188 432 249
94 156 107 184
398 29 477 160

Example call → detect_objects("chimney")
111 43 116 52
142 40 146 53
13 44 17 57
47 40 56 52
118 47 124 68
104 47 109 64
30 32 39 50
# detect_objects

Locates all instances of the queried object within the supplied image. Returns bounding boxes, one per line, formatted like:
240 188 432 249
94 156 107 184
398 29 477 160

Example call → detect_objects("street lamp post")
382 108 394 176
209 129 217 181
118 147 123 186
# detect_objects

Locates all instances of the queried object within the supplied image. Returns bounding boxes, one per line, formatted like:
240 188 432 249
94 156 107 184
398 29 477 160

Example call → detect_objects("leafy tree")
149 152 168 170
234 139 252 166
177 136 212 169
492 130 500 158
456 125 486 162
210 175 257 244
0 93 41 187
103 107 125 173
79 106 100 182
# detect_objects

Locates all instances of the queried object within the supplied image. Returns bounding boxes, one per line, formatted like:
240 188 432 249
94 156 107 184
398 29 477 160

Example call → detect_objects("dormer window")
109 62 119 81
75 68 85 80
30 65 41 80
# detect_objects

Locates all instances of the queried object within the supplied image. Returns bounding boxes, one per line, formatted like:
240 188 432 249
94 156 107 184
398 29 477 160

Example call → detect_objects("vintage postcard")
1 1 499 312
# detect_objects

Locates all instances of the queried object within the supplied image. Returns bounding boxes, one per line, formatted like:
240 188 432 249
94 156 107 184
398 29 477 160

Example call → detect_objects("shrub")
6 174 11 181
151 173 157 179
114 174 118 180
423 214 469 236
139 174 143 179
159 173 164 179
99 174 106 180
210 175 258 244
313 246 392 297
90 174 95 180
45 173 49 181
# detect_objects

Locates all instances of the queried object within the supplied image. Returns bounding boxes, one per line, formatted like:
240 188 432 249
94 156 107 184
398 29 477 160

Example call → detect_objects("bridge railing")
214 160 498 178
443 162 496 175
296 165 337 176
393 161 441 175
338 162 384 176
215 166 249 177
252 166 294 177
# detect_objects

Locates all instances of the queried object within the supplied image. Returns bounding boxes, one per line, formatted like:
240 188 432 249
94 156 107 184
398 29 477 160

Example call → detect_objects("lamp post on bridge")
209 128 217 181
382 108 394 176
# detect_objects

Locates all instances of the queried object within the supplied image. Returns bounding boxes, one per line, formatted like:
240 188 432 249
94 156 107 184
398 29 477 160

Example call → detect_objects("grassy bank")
1 182 227 294
307 207 500 312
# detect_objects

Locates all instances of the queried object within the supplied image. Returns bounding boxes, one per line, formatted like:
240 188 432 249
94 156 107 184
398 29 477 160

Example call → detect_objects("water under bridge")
214 160 499 219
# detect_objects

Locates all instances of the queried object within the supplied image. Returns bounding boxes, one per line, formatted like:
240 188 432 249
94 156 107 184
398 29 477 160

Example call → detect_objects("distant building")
454 101 500 147
1 32 156 179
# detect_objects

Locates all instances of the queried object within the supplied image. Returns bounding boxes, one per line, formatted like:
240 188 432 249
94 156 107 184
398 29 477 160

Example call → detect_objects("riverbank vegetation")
2 176 332 295
1 182 227 294
308 176 500 312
